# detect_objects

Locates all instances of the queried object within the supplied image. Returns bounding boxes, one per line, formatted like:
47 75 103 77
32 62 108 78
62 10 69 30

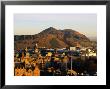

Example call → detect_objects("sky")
14 14 97 39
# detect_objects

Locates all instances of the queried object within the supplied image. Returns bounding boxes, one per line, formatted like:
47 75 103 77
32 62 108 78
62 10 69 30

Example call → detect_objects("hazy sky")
14 14 97 38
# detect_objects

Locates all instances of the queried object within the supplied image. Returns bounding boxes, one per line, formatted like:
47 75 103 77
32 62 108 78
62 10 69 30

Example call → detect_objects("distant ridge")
14 27 94 49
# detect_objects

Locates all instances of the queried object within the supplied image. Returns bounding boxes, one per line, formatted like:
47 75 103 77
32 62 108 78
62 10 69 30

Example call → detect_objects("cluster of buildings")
14 43 97 76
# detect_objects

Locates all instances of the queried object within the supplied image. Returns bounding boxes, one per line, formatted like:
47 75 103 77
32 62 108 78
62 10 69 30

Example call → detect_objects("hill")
14 27 93 50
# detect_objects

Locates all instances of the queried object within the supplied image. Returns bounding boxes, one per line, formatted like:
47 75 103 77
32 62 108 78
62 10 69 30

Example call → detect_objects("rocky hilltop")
14 27 93 49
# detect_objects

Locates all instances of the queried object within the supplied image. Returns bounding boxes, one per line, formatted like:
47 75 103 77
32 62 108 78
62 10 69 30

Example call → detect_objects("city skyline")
14 14 97 40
